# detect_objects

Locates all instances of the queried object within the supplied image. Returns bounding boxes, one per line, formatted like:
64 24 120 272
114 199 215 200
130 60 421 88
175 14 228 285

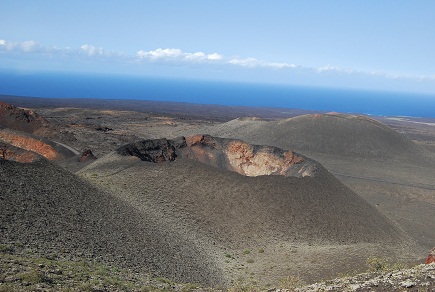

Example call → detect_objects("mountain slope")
0 159 223 285
80 137 405 247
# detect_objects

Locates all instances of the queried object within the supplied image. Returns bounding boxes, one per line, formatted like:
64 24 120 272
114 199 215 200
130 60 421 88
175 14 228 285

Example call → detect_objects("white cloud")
229 57 258 67
184 51 205 60
0 39 121 60
137 48 183 59
20 40 39 52
136 48 223 63
207 53 223 60
80 44 105 56
229 57 297 69
0 39 40 52
317 65 354 74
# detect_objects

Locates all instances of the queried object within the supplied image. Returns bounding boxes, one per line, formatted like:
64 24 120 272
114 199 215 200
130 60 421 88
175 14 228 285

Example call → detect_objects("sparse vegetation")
0 244 14 253
279 275 305 290
0 247 203 291
366 256 390 272
228 277 261 292
366 257 407 272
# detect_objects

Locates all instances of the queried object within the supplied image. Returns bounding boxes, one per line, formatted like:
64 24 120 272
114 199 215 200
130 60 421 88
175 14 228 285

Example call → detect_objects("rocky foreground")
288 263 435 292
1 245 434 292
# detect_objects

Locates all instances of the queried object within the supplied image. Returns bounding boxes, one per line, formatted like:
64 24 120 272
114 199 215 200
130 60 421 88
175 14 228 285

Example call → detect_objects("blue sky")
1 1 435 93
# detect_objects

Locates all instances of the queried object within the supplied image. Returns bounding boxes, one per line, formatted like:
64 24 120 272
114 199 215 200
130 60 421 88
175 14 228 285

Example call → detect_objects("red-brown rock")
426 247 435 264
79 149 97 162
0 128 75 161
0 141 44 163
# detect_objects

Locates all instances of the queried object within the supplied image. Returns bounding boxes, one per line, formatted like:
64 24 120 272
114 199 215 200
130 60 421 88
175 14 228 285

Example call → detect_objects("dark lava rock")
117 138 178 163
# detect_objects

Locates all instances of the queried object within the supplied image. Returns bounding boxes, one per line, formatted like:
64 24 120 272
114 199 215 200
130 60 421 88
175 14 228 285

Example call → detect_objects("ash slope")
81 137 404 247
0 159 223 286
208 113 433 164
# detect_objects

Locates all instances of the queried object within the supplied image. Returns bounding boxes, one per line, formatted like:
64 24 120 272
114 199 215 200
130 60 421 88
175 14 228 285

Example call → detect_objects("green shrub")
366 257 390 272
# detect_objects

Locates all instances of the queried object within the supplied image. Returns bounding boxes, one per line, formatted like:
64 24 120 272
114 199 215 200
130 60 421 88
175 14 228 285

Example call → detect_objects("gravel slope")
0 159 224 286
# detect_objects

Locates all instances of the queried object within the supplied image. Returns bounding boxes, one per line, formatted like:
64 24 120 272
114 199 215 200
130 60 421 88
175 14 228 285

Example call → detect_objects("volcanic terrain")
1 97 434 289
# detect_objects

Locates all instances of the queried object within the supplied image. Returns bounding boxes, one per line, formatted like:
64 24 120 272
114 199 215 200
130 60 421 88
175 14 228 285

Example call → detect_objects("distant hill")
207 113 432 163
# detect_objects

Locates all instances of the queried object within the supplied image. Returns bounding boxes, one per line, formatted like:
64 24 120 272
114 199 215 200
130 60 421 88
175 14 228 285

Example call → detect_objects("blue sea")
1 71 435 118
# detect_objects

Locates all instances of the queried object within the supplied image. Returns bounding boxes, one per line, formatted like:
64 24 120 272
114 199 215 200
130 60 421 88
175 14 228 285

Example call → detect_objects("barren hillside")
0 159 223 286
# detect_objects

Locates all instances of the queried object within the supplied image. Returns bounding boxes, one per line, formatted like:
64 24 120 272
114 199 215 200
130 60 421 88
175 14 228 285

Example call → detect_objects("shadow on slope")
0 159 223 286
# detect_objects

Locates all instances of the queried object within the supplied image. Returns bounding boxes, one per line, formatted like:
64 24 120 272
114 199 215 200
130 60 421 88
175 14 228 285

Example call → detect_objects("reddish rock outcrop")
117 135 321 177
79 149 97 162
0 142 43 163
0 128 75 161
426 247 435 264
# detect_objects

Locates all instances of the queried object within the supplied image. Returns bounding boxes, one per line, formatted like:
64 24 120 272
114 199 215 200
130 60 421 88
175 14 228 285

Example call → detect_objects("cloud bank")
1 39 434 82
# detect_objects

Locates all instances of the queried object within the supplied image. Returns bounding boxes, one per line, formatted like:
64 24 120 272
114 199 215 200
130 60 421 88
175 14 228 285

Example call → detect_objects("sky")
1 1 435 93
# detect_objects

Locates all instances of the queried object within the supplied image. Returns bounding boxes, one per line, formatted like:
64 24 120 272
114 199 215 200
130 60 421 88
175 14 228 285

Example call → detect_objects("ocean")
1 71 435 118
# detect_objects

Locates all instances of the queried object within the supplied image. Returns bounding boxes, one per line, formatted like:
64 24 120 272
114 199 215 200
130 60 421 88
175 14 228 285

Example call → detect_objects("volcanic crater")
116 134 320 178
